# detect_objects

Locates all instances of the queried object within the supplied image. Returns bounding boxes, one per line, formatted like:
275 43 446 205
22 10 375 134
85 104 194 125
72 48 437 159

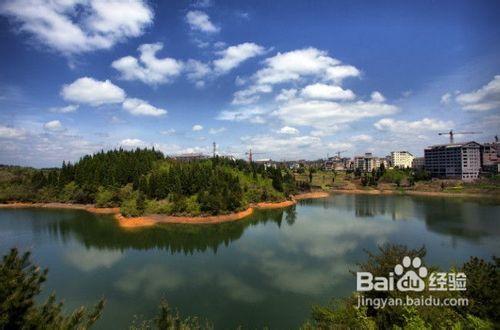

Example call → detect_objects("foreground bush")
0 249 104 329
303 244 497 329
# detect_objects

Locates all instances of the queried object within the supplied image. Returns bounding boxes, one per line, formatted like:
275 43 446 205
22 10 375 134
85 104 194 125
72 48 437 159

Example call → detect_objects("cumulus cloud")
122 98 167 116
244 134 321 154
49 104 79 113
217 107 267 124
0 125 26 139
274 99 398 128
112 43 183 86
254 47 359 86
213 43 265 73
230 47 361 106
232 84 272 105
370 91 386 103
0 0 153 55
192 124 203 131
374 117 452 133
185 10 219 33
275 88 298 102
209 127 225 134
43 120 64 131
455 75 500 111
61 77 125 106
278 126 299 135
185 59 212 85
300 83 355 100
350 134 373 142
440 92 452 105
120 138 147 148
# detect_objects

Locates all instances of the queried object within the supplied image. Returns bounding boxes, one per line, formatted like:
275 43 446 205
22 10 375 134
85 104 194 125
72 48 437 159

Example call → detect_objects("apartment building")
411 157 425 170
481 142 500 173
424 141 481 181
354 153 382 172
390 151 414 168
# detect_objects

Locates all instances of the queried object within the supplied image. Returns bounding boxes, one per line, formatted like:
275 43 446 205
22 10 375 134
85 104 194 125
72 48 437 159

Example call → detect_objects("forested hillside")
0 149 300 216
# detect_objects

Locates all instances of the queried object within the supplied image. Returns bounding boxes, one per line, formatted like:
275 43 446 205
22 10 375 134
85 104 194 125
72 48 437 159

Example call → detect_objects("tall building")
354 153 381 172
412 157 425 170
390 151 414 168
481 142 500 173
424 141 481 181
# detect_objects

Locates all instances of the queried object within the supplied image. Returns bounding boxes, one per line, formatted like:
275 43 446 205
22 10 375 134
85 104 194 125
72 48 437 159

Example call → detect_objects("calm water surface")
1 194 499 329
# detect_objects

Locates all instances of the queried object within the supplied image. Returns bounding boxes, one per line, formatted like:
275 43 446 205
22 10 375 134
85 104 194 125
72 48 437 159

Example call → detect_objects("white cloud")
327 142 353 150
122 98 167 117
440 92 452 105
374 118 452 133
217 107 267 124
185 10 219 33
209 127 225 134
231 47 361 105
0 0 152 55
455 75 500 111
275 88 298 102
120 138 147 148
112 43 183 86
301 83 355 100
244 134 321 154
350 134 373 142
61 77 125 106
254 48 359 86
278 126 299 135
43 120 63 131
275 99 398 128
0 125 26 139
49 104 79 113
325 65 361 84
232 84 272 105
160 129 176 136
192 124 203 131
185 59 211 85
213 43 265 73
370 91 386 103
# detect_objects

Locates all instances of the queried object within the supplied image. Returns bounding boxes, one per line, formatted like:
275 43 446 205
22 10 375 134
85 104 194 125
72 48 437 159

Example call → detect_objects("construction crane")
335 150 347 158
438 130 482 144
245 149 264 163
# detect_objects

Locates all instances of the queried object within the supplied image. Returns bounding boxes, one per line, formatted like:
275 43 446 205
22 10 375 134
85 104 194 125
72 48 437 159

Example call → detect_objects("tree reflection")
40 207 294 254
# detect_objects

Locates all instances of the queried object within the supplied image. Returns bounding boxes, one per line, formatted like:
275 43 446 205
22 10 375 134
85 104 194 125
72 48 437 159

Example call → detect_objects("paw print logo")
394 256 428 292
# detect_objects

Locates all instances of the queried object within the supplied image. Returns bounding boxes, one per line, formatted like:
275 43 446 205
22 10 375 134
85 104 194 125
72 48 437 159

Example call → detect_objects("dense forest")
0 148 301 216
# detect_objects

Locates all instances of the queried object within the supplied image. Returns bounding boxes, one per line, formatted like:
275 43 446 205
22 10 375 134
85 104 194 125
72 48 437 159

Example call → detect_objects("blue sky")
0 0 499 167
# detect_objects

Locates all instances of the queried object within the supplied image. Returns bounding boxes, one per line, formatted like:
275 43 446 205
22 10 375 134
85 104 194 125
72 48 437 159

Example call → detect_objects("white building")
390 151 414 168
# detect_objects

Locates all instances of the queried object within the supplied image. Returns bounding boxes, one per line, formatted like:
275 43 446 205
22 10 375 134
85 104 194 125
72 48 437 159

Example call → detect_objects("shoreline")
330 188 500 199
0 192 330 228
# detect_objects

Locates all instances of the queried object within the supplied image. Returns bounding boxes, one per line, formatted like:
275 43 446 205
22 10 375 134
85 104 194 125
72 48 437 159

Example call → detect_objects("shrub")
145 199 173 215
95 187 117 208
120 198 143 217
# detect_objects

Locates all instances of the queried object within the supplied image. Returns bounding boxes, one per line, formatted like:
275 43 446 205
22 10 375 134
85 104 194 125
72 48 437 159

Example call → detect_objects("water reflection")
0 195 498 329
38 207 296 254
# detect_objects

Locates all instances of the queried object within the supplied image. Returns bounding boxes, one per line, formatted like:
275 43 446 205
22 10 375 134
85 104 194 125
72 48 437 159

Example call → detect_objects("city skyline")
1 0 499 167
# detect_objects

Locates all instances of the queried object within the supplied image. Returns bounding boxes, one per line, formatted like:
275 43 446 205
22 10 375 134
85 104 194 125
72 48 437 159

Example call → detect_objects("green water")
1 194 499 329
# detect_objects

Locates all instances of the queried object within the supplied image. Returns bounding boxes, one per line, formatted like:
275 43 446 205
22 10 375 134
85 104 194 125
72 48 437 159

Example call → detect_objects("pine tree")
0 249 104 329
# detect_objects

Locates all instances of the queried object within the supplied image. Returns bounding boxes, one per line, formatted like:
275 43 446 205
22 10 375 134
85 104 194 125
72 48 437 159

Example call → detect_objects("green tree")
0 248 104 329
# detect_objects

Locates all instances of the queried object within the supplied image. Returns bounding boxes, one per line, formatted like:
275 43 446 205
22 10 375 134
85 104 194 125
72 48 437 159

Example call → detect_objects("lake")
1 194 499 329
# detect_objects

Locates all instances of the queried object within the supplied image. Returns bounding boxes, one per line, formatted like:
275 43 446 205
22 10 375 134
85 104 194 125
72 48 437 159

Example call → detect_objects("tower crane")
438 130 482 144
335 150 347 158
245 149 264 163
